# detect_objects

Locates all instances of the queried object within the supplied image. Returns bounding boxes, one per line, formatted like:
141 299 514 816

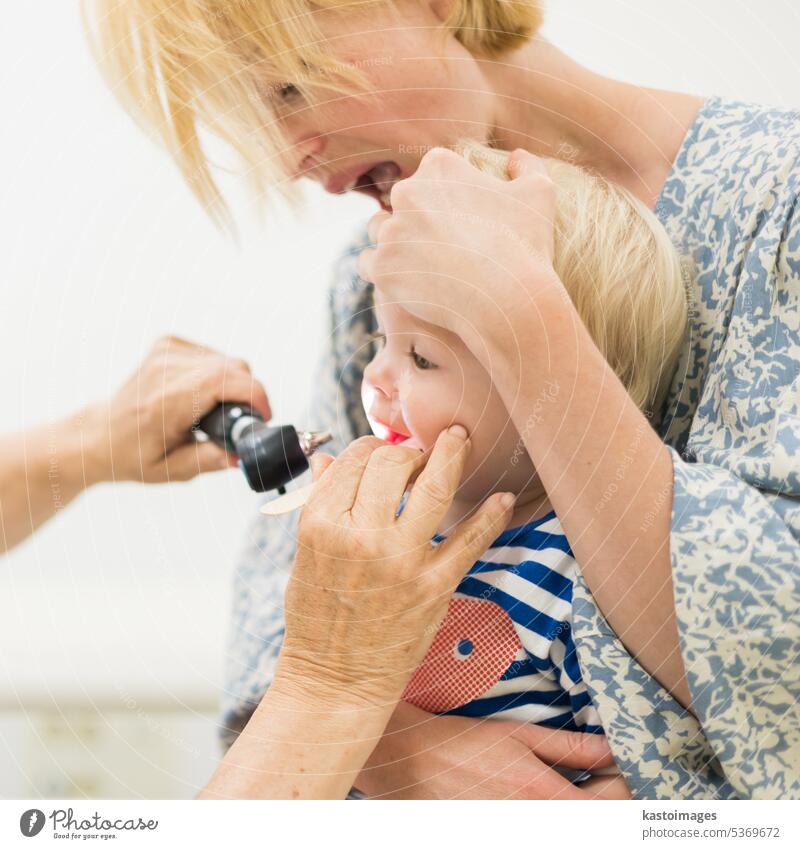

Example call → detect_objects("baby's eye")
410 347 436 370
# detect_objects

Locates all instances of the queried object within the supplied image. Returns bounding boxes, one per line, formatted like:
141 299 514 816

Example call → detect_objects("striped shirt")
402 510 603 734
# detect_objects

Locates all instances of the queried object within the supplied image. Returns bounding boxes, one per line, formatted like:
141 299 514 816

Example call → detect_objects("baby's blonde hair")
81 0 544 225
458 142 687 417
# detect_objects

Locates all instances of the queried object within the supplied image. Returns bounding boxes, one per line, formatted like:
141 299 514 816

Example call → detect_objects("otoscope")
197 403 332 494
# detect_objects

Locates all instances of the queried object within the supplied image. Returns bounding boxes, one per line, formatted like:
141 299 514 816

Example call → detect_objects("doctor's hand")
85 335 270 484
0 336 270 554
276 428 516 709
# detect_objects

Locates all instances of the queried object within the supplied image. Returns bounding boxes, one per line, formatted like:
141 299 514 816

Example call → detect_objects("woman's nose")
286 131 327 180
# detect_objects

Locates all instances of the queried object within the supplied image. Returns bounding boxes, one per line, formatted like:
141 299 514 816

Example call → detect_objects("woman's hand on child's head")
357 146 564 349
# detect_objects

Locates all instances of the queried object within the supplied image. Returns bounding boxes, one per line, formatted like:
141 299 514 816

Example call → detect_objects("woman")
85 0 800 798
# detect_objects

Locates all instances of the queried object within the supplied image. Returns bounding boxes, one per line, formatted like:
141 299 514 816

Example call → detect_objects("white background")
0 0 798 797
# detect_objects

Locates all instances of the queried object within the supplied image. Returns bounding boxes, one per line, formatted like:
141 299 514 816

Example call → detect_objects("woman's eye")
411 349 435 370
275 82 300 102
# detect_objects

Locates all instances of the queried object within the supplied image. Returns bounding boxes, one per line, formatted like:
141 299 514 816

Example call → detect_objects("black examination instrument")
197 403 332 494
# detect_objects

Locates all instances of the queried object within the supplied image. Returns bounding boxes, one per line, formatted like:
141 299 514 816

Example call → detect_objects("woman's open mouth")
347 161 402 210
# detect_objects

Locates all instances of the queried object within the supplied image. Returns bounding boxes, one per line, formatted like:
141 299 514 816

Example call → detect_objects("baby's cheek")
401 376 456 449
402 399 447 450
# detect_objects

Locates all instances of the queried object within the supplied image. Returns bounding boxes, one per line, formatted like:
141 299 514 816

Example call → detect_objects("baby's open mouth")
349 161 401 210
362 384 423 449
368 414 410 445
365 412 424 448
383 427 410 445
369 419 424 451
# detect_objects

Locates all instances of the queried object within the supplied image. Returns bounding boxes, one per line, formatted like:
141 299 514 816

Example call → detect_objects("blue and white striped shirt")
404 510 603 734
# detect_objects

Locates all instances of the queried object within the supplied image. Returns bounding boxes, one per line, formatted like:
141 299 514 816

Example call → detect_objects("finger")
309 452 335 482
156 334 222 359
160 441 231 482
366 210 391 244
356 246 375 282
415 145 462 176
351 444 429 525
433 491 515 588
306 435 385 513
203 368 272 423
510 723 616 771
507 148 549 181
399 424 471 537
514 757 594 801
578 775 632 800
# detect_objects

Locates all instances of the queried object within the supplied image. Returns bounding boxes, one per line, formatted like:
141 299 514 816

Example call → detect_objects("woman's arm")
0 336 269 554
481 285 690 708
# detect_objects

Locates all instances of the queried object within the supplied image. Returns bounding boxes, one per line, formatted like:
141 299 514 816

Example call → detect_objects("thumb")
161 441 232 482
507 148 549 181
434 492 515 586
511 722 615 770
309 452 335 482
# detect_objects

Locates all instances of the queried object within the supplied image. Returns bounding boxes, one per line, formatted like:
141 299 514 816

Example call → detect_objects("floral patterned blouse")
222 97 800 799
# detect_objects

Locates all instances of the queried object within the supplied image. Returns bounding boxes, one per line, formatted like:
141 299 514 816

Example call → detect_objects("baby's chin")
401 435 426 451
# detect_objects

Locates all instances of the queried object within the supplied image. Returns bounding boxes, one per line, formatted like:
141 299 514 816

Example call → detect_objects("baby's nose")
363 356 394 397
362 377 404 424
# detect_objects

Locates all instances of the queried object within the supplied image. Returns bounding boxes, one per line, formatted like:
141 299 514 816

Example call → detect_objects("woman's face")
362 295 538 503
272 0 497 208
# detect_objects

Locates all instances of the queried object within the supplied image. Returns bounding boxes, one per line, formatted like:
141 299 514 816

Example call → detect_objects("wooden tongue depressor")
260 482 315 516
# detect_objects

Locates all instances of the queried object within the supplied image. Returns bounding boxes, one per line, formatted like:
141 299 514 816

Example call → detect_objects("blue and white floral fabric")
222 97 800 799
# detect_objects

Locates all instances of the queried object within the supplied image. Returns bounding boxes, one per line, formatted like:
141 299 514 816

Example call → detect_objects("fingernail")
499 492 516 509
448 424 468 440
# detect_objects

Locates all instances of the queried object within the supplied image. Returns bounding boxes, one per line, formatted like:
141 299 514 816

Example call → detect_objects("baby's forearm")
474 290 691 708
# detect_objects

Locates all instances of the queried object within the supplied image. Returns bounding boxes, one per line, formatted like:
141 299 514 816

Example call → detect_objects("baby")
361 143 687 734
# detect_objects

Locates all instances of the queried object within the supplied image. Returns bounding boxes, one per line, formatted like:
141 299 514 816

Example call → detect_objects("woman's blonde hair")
458 142 687 417
81 1 544 224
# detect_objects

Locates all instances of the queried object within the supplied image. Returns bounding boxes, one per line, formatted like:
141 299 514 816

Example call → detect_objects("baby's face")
362 295 538 503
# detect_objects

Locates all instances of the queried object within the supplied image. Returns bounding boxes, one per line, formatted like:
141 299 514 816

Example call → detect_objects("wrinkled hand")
356 701 630 799
357 147 563 345
276 428 516 708
86 335 270 483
